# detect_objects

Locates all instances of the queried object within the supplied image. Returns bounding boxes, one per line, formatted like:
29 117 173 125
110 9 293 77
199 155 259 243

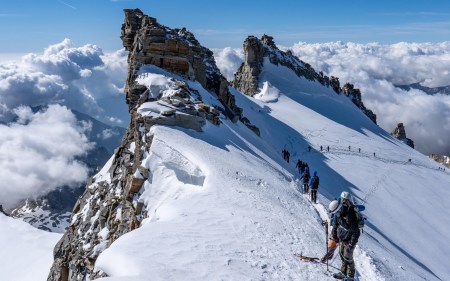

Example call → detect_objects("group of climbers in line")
310 145 380 156
296 159 320 204
321 191 362 281
289 145 363 280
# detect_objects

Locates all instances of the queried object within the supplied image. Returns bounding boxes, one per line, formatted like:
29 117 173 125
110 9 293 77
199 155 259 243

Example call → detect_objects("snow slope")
91 60 449 281
0 213 61 281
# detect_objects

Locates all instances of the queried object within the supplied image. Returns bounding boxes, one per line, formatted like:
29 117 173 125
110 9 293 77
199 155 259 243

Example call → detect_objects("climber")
300 167 310 193
328 193 361 280
309 171 319 203
296 159 303 174
308 145 311 152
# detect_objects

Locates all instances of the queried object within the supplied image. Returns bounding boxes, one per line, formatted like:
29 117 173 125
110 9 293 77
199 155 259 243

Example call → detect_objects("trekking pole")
326 221 329 271
322 220 329 271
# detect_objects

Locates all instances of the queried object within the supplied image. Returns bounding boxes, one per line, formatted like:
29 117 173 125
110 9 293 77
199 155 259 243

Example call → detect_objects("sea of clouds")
213 42 450 155
0 39 128 208
0 39 128 125
0 105 93 208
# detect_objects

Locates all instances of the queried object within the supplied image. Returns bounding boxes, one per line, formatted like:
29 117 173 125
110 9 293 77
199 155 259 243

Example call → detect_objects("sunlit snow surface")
93 61 449 281
0 214 62 281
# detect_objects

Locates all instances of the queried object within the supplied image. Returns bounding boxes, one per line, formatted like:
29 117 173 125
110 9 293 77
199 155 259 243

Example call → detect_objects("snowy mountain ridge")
37 9 450 281
232 34 377 124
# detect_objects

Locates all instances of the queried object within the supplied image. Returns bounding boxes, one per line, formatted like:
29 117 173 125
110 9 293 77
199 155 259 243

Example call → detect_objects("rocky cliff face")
121 8 241 120
47 9 244 281
232 35 377 124
390 123 415 148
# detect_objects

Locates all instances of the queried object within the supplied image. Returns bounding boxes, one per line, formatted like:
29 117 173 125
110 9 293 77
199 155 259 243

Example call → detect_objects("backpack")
303 173 310 183
354 204 366 230
330 201 367 231
311 176 319 189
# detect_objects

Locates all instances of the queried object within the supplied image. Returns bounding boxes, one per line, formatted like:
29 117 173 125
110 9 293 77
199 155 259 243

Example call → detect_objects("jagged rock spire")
121 9 241 119
391 123 415 148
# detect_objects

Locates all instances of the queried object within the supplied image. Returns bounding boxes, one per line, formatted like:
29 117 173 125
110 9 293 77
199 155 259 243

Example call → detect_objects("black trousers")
310 188 317 203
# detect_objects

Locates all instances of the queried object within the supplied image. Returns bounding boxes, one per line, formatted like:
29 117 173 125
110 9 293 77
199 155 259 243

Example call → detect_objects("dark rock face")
232 35 377 124
121 8 241 120
232 35 321 97
47 9 244 281
341 83 377 123
391 123 415 148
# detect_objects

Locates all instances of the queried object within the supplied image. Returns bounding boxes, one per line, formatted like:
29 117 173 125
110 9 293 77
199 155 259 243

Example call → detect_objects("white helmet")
329 200 341 214
341 191 350 200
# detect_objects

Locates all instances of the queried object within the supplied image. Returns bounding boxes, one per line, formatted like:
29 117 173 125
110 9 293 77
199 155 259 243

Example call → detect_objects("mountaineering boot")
343 277 354 281
332 272 347 279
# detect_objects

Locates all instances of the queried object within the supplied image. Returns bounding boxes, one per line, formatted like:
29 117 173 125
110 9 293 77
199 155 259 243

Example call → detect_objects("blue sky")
1 0 450 52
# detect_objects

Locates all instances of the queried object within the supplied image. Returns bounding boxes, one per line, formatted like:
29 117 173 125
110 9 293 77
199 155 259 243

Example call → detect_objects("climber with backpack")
309 171 319 203
300 167 310 193
322 192 366 265
326 192 361 280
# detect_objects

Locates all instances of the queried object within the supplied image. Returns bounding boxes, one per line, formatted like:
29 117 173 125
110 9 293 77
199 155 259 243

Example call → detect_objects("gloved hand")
328 239 337 250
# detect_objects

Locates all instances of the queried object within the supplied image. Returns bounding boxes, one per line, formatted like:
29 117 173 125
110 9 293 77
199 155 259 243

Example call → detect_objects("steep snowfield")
0 213 62 281
91 61 450 281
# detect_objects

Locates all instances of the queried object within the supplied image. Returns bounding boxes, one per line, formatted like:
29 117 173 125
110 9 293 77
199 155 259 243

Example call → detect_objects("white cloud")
212 47 244 81
0 39 128 125
98 128 119 140
0 105 93 208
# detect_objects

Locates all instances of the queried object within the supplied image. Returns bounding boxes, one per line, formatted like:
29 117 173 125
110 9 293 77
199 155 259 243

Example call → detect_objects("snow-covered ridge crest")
232 34 377 123
47 9 252 280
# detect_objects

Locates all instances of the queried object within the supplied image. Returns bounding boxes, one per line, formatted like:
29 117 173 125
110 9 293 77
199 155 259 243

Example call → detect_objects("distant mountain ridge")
396 82 450 95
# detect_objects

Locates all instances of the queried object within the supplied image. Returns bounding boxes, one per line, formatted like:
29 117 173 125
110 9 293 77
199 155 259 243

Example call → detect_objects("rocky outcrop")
121 8 241 120
391 123 414 148
232 35 321 97
232 35 377 124
341 83 377 123
48 9 245 281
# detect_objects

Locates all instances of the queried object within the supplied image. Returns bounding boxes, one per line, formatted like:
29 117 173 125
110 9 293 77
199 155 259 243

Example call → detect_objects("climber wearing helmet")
329 192 361 280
